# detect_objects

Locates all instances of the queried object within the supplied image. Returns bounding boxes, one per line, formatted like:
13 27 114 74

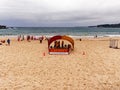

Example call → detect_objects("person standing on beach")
27 35 30 42
18 35 20 41
61 41 64 48
7 39 10 45
94 34 97 38
39 37 43 43
21 35 24 41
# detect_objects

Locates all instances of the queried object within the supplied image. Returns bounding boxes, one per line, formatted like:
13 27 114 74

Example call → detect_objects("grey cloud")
1 0 120 26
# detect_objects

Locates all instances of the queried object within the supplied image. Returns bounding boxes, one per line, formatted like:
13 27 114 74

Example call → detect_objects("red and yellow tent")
48 35 74 55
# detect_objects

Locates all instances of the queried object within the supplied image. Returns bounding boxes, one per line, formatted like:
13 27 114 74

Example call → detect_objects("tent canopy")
48 35 74 48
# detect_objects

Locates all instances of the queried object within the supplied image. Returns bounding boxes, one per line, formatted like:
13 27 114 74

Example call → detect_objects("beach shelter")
48 35 74 55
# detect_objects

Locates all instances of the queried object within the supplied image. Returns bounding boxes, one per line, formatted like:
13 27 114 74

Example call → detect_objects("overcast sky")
0 0 120 27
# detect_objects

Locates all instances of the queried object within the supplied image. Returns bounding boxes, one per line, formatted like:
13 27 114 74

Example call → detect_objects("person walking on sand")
7 38 10 45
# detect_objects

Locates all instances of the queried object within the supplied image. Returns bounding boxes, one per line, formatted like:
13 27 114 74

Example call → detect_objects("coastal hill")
89 23 120 28
0 25 7 29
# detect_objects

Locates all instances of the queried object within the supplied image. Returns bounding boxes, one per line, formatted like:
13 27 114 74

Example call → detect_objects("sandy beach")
0 37 120 90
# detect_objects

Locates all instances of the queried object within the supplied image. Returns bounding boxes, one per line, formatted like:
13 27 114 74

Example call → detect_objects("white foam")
103 35 120 37
0 34 120 39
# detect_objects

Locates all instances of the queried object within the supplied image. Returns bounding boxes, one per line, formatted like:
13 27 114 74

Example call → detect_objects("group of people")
0 39 10 45
50 40 71 49
18 35 44 43
18 35 24 41
26 35 44 43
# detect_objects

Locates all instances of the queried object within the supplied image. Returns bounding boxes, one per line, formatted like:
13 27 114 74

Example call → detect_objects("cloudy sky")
0 0 120 27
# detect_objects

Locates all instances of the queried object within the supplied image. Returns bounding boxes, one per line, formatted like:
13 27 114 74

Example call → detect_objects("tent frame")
48 35 74 55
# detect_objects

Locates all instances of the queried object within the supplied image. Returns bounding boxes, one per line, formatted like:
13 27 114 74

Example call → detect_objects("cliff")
97 23 120 28
0 25 7 29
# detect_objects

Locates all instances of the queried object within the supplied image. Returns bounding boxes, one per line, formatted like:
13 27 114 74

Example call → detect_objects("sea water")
0 27 120 38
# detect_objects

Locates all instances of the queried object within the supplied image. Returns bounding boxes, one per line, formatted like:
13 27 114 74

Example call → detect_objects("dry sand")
0 37 120 90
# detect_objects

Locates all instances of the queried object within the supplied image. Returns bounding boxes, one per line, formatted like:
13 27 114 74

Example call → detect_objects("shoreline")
1 34 120 39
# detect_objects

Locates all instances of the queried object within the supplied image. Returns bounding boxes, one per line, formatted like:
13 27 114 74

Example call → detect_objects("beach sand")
0 37 120 90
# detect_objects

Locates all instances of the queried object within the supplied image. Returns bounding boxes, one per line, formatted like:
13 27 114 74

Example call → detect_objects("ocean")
0 27 120 38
